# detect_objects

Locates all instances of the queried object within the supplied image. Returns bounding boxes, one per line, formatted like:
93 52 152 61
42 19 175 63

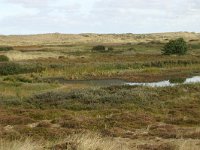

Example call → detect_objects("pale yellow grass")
0 32 199 46
0 133 129 150
5 51 61 61
0 139 42 150
177 139 200 150
52 133 129 150
1 134 200 150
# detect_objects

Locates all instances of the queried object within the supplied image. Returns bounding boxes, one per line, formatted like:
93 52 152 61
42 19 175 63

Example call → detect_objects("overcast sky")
0 0 200 34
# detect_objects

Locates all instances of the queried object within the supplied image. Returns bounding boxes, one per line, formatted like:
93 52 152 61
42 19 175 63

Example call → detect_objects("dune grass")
0 139 41 150
1 132 200 150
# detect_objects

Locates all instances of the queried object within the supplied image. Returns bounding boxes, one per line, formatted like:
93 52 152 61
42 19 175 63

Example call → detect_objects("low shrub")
0 63 44 75
162 38 188 55
0 98 22 107
92 45 113 52
92 45 106 52
0 46 13 51
26 86 153 109
0 55 9 62
108 47 114 51
0 63 22 75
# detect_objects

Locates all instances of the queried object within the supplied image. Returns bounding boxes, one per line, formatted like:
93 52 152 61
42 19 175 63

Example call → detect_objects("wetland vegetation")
0 33 200 149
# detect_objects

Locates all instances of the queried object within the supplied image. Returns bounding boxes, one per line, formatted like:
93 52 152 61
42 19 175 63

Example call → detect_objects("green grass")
0 80 59 100
189 43 200 49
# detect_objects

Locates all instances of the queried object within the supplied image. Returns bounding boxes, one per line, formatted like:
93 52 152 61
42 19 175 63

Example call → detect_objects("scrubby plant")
0 63 22 75
162 38 188 55
0 46 13 51
92 45 106 52
92 45 113 52
107 47 114 51
0 63 44 75
0 55 9 62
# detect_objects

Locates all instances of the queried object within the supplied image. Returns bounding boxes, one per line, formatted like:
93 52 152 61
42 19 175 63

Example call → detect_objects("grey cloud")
93 0 196 16
0 0 200 34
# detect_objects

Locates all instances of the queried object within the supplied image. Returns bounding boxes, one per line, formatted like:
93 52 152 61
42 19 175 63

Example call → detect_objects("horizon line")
0 31 199 36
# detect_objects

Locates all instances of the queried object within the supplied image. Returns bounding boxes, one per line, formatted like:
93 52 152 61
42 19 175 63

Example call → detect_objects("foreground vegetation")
0 84 200 149
0 33 200 149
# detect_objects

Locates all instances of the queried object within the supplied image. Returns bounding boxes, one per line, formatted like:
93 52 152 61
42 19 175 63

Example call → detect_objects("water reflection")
184 76 200 83
126 80 175 87
126 76 200 87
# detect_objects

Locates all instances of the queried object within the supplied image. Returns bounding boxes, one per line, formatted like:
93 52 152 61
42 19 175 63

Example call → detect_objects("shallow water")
55 78 126 86
44 76 200 87
126 76 200 87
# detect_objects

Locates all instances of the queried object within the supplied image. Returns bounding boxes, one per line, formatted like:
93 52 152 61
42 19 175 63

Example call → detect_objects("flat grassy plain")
0 33 200 149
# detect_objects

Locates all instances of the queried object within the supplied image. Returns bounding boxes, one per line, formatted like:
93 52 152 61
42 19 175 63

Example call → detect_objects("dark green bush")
0 46 13 51
0 63 22 75
92 45 106 52
0 55 9 62
92 45 113 52
162 38 188 55
108 47 114 51
0 63 44 75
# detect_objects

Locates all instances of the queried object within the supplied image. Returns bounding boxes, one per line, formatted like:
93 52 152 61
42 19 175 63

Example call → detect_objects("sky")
0 0 200 34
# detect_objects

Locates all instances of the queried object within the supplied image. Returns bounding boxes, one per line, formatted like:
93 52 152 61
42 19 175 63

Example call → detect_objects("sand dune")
0 32 199 46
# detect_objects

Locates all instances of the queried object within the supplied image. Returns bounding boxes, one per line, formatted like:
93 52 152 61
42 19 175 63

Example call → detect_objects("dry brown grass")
174 139 200 150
